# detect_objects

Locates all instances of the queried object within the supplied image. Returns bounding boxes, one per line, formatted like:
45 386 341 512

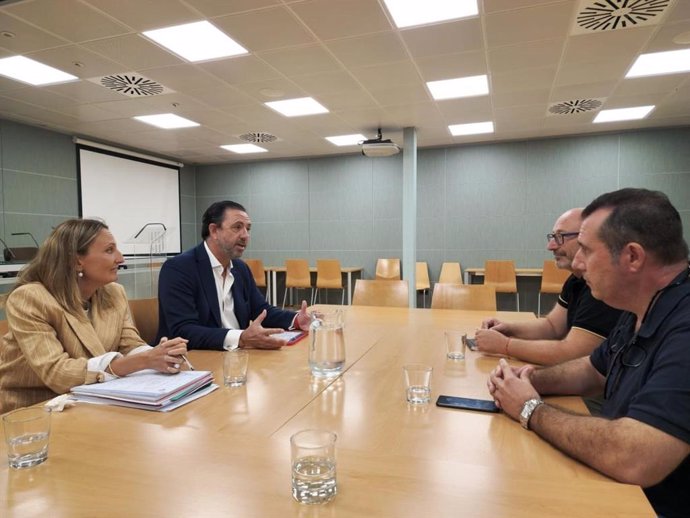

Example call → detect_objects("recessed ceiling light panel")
427 75 489 100
383 0 478 28
265 97 329 117
134 113 200 129
593 105 654 123
449 121 494 136
626 48 690 78
221 144 268 154
143 21 248 62
326 134 367 146
0 56 78 86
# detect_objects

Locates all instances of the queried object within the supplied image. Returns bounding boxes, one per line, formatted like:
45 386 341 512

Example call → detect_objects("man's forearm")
530 357 604 396
506 318 560 340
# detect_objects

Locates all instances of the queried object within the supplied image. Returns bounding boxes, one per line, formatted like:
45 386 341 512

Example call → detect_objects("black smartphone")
462 334 478 351
436 395 499 413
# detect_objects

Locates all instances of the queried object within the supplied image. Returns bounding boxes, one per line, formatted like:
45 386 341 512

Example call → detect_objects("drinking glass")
291 429 337 504
309 309 345 378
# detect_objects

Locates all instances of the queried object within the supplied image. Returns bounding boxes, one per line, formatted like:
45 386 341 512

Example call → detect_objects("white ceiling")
0 0 689 164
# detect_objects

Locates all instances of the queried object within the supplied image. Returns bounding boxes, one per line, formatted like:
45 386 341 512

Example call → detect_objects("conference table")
265 266 363 306
0 306 654 517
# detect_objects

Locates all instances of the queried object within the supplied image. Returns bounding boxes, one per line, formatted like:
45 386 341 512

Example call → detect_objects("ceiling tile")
26 45 126 79
82 34 183 69
139 64 227 92
491 66 558 94
561 26 655 65
349 61 421 91
489 39 563 74
213 7 315 52
554 60 630 87
231 77 307 102
84 0 200 31
415 51 488 81
199 55 282 84
258 45 341 76
182 0 281 18
4 0 130 43
45 80 128 103
368 83 429 106
290 70 363 96
436 97 493 122
290 0 391 40
484 0 566 14
401 18 483 57
0 12 68 53
320 90 379 111
485 1 575 47
326 32 408 68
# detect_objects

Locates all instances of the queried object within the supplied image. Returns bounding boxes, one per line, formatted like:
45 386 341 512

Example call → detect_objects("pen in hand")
181 354 195 371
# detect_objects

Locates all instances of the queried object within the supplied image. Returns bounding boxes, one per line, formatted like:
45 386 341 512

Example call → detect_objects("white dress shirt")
204 242 242 350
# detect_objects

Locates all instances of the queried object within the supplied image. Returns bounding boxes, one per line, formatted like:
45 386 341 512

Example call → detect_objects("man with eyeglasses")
488 188 690 517
475 208 622 365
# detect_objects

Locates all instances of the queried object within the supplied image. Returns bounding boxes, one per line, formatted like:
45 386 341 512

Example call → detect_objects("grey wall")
196 127 690 285
0 118 198 253
0 118 197 306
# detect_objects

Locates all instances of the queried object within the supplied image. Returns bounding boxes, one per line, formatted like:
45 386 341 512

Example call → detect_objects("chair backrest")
128 298 159 345
438 262 463 284
415 262 430 291
285 259 312 288
483 260 517 293
352 280 409 308
540 260 570 294
244 258 267 288
375 258 401 280
431 283 497 311
4 246 39 262
316 259 343 289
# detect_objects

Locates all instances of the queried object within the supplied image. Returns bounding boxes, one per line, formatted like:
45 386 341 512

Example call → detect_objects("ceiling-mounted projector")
360 128 400 157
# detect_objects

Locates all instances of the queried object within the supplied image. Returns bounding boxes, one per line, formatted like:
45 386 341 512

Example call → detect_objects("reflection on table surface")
0 305 654 518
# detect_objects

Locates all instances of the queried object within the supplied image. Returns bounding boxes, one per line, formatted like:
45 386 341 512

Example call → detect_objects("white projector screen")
78 145 181 255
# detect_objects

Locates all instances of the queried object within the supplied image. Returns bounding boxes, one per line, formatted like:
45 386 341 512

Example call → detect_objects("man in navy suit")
157 200 310 350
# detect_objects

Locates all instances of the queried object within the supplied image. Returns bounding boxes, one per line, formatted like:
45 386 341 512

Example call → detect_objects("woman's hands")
147 337 189 373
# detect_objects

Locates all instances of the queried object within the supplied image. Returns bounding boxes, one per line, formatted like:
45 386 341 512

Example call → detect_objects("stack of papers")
71 370 217 412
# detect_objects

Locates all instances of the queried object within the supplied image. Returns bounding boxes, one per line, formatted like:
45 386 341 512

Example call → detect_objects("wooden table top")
0 305 654 517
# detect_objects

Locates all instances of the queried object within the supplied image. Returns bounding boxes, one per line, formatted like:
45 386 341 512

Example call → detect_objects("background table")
0 306 654 517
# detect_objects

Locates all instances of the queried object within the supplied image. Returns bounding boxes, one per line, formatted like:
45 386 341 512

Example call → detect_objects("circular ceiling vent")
576 0 672 31
99 74 166 96
548 99 604 115
239 132 278 143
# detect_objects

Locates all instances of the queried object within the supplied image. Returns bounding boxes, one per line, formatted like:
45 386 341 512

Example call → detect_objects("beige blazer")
0 282 145 414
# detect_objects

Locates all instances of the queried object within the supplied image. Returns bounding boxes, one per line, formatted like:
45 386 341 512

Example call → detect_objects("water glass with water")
3 406 51 469
445 330 466 360
223 349 249 387
309 309 345 378
403 364 432 404
291 429 337 504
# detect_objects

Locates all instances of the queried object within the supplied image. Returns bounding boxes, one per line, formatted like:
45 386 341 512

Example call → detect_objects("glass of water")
3 406 51 469
291 429 337 504
309 309 345 378
403 364 433 404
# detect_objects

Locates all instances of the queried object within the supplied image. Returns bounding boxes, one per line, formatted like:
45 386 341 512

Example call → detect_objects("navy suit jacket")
156 243 296 350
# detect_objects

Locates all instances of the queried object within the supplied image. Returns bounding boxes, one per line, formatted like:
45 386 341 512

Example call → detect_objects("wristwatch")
519 398 544 430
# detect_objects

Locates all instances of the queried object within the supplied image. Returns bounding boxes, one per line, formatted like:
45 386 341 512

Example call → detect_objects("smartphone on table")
436 395 499 413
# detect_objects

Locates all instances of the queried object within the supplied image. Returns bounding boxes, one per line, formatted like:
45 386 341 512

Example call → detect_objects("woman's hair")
3 219 114 317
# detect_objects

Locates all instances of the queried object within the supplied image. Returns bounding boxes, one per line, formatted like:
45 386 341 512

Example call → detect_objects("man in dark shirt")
476 208 622 365
489 188 690 517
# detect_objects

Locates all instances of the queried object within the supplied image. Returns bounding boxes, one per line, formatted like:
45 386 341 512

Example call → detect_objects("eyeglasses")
604 336 647 399
546 232 579 245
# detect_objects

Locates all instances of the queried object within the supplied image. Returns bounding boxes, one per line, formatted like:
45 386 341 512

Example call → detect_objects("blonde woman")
0 219 187 414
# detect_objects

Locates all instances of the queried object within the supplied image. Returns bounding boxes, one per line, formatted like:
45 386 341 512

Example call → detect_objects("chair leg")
282 287 288 309
340 288 344 305
515 293 520 312
312 288 318 306
537 293 541 317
